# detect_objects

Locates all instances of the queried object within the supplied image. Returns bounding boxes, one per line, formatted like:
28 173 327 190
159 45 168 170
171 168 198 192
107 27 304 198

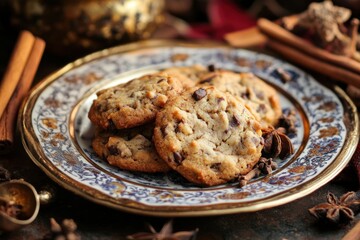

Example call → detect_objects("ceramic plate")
21 40 359 216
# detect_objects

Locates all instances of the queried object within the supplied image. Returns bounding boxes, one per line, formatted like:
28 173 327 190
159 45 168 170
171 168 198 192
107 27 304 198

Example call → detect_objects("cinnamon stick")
0 37 45 154
224 16 299 48
267 39 360 88
224 26 267 48
0 31 35 119
257 18 360 75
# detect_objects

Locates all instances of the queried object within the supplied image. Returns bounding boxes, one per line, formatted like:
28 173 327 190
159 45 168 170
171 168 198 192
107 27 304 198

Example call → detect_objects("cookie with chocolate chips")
198 70 282 127
153 86 264 186
92 125 171 173
88 72 194 130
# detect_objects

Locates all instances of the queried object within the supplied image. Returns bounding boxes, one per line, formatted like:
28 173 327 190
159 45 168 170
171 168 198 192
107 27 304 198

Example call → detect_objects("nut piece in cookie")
198 70 282 128
88 72 194 130
92 125 170 173
154 86 264 186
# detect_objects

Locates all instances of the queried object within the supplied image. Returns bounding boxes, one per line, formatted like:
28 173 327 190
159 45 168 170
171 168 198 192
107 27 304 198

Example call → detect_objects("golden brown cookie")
88 72 194 130
92 125 171 173
153 86 264 186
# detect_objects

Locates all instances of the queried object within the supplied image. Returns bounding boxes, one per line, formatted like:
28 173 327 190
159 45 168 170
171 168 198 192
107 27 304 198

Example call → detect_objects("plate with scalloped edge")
20 40 359 217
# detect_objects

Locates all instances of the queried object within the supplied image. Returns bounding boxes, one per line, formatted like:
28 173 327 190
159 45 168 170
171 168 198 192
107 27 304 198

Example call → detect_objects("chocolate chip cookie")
88 72 194 130
153 86 264 186
92 125 170 173
198 70 282 127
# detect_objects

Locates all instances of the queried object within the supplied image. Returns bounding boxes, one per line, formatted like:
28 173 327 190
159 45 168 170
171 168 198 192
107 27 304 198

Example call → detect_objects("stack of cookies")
88 65 283 186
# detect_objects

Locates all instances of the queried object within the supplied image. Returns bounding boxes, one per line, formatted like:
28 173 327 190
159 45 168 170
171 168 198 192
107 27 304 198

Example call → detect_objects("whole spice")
127 219 198 240
238 168 261 187
284 1 360 60
257 157 278 175
238 157 277 187
309 191 360 224
262 127 294 159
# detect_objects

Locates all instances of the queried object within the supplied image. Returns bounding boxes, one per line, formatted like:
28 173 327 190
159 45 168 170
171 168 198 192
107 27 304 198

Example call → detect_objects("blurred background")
0 0 360 59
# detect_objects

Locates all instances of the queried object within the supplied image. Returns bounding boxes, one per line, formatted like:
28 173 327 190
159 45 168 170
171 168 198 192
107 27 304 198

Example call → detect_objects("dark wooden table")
0 29 359 240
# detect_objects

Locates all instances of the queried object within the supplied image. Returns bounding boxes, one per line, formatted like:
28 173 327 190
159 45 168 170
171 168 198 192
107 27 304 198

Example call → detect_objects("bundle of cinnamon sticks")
225 17 360 89
0 31 45 154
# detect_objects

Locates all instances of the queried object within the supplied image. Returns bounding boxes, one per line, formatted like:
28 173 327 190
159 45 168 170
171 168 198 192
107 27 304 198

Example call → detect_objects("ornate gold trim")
19 40 359 217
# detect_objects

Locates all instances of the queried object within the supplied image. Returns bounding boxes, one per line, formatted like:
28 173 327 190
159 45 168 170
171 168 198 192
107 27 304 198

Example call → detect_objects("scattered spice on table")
127 219 198 240
308 191 360 224
42 218 80 240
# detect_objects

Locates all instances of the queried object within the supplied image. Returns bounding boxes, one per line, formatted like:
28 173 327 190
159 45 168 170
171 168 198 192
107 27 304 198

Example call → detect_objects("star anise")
309 191 360 224
127 220 198 240
262 127 294 160
284 1 360 60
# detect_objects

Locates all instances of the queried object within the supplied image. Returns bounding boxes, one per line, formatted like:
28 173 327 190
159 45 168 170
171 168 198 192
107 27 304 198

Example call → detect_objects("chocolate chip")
217 97 225 103
257 104 267 114
208 64 216 72
210 163 221 172
230 115 241 127
252 136 260 146
241 90 250 100
260 137 264 145
107 120 116 130
174 123 180 133
160 126 167 137
173 152 183 164
108 145 119 155
192 88 207 101
96 104 103 111
254 90 265 100
157 78 165 83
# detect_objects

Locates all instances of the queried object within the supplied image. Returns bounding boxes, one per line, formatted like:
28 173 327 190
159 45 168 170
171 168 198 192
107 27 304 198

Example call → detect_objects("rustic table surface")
0 28 359 240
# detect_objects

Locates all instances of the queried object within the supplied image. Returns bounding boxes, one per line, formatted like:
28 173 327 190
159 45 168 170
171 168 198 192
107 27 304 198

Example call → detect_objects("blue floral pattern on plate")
22 42 357 216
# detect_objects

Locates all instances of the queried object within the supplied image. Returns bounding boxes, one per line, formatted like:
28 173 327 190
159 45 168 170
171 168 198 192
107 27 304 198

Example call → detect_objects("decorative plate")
20 40 359 217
